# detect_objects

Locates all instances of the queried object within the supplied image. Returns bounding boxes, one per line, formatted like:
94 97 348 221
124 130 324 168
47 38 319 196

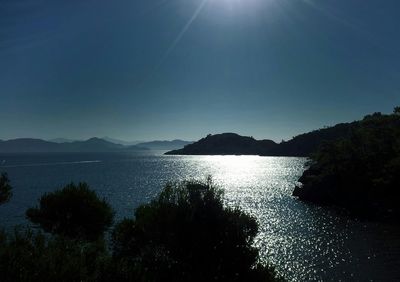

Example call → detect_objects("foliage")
1 179 278 281
26 182 114 241
270 122 357 157
294 107 400 218
112 178 277 282
0 228 109 282
0 173 12 205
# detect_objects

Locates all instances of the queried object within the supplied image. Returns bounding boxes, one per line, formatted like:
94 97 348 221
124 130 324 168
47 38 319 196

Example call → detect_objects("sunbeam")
165 0 209 57
135 0 209 90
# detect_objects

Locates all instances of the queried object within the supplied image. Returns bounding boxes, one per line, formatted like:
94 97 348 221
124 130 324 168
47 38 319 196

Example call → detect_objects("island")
165 133 277 156
165 122 357 157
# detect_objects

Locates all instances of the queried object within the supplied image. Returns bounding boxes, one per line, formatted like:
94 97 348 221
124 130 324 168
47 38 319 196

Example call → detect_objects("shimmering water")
0 152 399 281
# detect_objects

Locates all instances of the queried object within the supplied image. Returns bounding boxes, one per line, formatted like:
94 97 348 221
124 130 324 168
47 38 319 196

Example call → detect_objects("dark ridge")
48 138 77 143
0 138 61 153
165 133 277 155
165 123 359 157
293 109 400 219
266 122 358 156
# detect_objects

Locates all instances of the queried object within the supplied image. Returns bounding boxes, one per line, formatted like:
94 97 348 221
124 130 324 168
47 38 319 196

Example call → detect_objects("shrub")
0 173 12 205
1 179 278 281
0 228 109 282
26 182 114 241
112 179 277 282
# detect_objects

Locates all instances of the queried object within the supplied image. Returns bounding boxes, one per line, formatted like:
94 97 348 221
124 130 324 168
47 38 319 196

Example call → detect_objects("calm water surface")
0 152 399 281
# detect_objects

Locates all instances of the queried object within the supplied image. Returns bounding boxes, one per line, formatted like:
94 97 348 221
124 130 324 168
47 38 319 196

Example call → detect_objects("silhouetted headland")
293 108 400 219
165 123 357 157
165 133 277 155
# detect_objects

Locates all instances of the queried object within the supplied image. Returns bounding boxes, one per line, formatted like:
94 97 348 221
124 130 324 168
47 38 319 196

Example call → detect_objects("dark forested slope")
166 123 359 157
165 133 277 155
293 109 400 219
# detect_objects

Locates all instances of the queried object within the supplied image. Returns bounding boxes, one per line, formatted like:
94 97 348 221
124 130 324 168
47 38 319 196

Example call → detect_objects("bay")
0 152 399 281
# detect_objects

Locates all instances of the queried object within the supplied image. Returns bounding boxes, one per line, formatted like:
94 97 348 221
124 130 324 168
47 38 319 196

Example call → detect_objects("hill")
293 109 400 218
266 122 357 156
165 133 277 155
135 140 193 150
101 137 142 146
0 138 147 153
63 138 126 152
0 138 61 153
48 138 78 143
164 124 358 156
166 123 360 156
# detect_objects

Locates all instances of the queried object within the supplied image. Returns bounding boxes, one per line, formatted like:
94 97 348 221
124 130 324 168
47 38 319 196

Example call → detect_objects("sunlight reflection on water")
1 153 400 281
164 155 400 281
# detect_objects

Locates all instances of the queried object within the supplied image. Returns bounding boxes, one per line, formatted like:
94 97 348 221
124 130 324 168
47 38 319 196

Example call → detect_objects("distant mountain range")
48 138 79 143
166 122 356 157
101 137 143 146
49 137 143 146
0 138 144 153
0 138 193 153
134 140 193 150
0 121 356 155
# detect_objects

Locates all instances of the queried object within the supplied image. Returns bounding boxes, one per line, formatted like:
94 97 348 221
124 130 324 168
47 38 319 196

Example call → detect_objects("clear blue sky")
1 0 399 141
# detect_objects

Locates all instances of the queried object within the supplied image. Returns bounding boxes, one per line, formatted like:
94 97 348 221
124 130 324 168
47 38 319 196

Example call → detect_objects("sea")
0 152 399 281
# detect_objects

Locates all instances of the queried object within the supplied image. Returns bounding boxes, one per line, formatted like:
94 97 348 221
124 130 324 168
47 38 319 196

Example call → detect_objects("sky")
0 0 399 142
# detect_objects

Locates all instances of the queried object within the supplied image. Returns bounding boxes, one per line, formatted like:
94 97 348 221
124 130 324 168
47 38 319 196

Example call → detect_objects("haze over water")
1 152 399 281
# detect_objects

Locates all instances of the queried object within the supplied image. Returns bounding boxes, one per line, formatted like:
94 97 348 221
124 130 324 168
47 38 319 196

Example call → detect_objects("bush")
0 228 109 282
26 183 114 241
1 179 278 281
0 173 12 205
112 179 277 282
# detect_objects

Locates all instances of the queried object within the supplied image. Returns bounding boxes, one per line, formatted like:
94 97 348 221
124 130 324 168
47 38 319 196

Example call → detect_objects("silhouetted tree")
26 183 114 241
0 178 280 281
112 178 277 282
294 107 400 218
0 228 109 282
0 173 12 205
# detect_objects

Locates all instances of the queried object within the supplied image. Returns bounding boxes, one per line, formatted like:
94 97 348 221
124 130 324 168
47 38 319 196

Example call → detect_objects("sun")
208 0 267 14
